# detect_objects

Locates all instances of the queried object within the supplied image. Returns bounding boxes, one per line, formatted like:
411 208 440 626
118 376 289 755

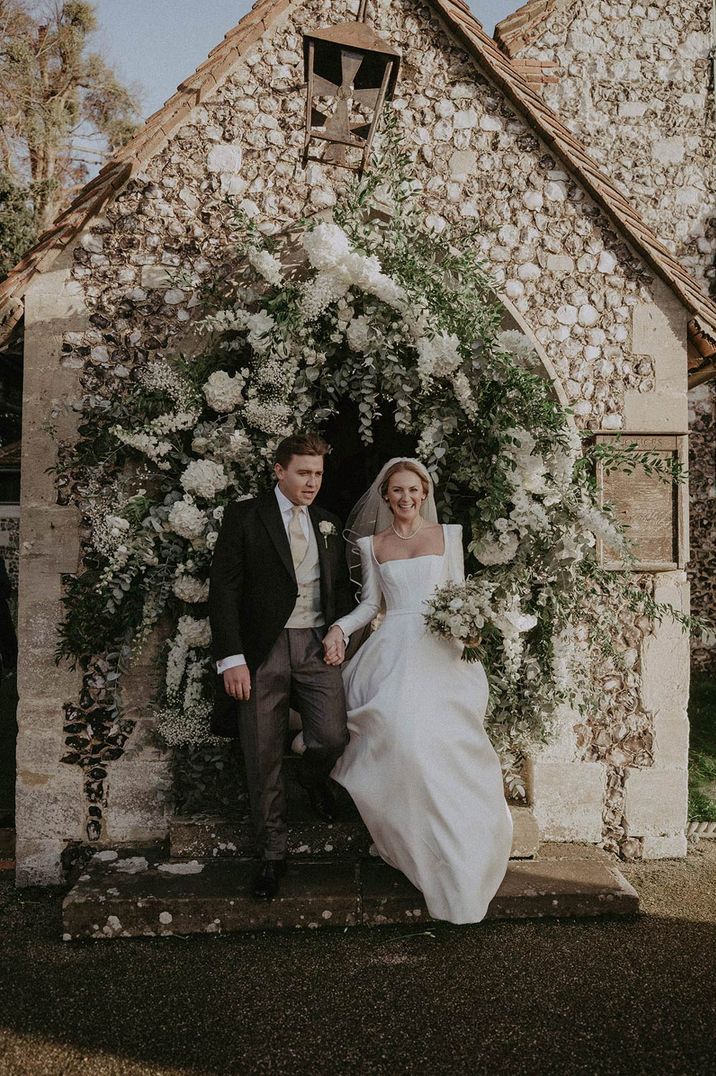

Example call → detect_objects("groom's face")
274 454 324 506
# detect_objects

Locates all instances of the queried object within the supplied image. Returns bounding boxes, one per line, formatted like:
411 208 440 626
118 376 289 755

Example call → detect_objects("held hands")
223 664 251 701
322 624 346 666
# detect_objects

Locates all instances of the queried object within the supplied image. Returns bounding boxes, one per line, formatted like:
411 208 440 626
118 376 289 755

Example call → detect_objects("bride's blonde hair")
380 460 430 501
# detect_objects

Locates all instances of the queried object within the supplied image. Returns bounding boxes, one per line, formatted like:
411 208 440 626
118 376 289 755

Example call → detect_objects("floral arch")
56 162 690 803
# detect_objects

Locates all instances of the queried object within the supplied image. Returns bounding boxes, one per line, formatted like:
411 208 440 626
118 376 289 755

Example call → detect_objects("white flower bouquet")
424 578 493 663
424 578 538 668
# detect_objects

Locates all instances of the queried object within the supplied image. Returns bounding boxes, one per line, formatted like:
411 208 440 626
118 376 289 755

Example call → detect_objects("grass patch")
688 672 716 822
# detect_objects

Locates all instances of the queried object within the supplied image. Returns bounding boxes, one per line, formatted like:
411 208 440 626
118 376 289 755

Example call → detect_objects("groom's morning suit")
208 485 352 860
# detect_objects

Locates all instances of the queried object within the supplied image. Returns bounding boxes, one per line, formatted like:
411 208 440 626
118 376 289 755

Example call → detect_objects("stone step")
61 842 638 939
170 804 540 860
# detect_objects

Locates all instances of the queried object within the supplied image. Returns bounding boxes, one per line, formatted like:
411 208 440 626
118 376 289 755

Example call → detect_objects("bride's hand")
322 625 346 666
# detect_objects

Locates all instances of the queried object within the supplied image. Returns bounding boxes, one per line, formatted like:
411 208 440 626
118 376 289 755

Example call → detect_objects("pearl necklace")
391 518 424 540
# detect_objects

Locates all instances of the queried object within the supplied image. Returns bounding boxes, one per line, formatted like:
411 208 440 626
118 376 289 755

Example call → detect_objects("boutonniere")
318 520 337 548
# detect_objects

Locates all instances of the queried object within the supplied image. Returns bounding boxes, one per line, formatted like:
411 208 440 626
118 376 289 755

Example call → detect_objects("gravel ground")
0 841 714 1076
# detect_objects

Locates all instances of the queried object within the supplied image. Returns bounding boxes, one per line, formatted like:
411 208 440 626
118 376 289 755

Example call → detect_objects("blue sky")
92 0 519 120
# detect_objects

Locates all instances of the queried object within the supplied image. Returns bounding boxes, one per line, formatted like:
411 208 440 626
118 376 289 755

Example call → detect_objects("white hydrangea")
474 530 520 565
342 251 382 289
247 247 283 285
301 223 406 315
302 222 352 270
203 370 246 412
172 573 210 603
177 615 211 647
416 332 462 384
180 460 229 500
367 272 407 310
167 496 207 540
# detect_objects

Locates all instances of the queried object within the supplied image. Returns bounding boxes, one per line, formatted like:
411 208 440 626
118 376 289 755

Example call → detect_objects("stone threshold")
169 804 540 860
62 842 639 940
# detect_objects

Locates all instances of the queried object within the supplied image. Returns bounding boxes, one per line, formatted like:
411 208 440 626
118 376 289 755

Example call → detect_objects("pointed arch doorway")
313 295 570 527
316 397 417 524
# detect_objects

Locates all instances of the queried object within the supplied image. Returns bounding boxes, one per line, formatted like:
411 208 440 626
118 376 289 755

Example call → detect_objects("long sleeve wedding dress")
331 523 513 924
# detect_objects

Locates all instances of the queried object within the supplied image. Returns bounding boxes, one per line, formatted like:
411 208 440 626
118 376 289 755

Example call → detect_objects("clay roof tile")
2 0 715 383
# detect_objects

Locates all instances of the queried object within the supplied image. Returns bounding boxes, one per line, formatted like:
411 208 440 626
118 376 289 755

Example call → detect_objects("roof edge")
3 0 716 361
494 0 567 57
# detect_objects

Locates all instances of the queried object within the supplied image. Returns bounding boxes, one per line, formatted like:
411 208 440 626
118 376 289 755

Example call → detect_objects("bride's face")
384 470 426 522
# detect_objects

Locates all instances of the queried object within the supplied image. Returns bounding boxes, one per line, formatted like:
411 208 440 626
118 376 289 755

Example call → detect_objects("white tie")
289 506 308 568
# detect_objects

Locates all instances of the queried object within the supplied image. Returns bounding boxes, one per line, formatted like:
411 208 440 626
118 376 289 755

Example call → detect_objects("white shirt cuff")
216 654 247 673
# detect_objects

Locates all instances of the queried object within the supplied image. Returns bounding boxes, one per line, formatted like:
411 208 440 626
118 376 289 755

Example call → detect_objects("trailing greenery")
688 673 716 823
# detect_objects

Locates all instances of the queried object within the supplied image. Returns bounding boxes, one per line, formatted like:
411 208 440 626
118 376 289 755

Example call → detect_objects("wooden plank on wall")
594 433 689 571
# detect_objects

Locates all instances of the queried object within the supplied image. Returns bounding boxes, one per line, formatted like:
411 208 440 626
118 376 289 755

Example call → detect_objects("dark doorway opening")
316 397 417 524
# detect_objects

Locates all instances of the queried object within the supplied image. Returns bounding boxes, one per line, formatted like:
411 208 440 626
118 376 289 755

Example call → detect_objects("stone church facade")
1 0 715 884
495 0 716 669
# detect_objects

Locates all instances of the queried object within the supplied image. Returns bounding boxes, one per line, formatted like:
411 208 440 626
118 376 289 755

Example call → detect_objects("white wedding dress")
331 524 513 924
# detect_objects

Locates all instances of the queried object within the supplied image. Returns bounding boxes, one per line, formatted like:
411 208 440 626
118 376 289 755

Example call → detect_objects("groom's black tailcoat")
208 489 353 736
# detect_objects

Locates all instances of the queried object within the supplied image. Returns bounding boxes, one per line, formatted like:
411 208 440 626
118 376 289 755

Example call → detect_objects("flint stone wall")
16 0 691 882
509 0 715 668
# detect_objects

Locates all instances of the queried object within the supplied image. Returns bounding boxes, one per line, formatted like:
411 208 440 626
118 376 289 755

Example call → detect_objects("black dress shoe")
304 778 337 823
251 859 287 901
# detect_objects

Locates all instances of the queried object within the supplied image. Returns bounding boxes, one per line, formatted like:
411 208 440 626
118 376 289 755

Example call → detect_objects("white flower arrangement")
110 426 174 470
247 247 283 285
57 146 696 777
172 572 210 604
180 460 229 500
167 496 207 540
202 370 246 413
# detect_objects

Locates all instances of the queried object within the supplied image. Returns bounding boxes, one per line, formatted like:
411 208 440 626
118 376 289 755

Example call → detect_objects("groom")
208 431 353 900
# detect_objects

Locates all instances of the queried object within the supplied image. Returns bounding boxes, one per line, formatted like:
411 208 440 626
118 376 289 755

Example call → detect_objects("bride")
328 457 513 925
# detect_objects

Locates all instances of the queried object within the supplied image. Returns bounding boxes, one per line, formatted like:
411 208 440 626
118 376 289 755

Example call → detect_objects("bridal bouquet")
424 579 538 668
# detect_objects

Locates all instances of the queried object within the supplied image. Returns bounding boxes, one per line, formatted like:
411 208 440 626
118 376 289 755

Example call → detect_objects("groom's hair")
275 431 330 467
